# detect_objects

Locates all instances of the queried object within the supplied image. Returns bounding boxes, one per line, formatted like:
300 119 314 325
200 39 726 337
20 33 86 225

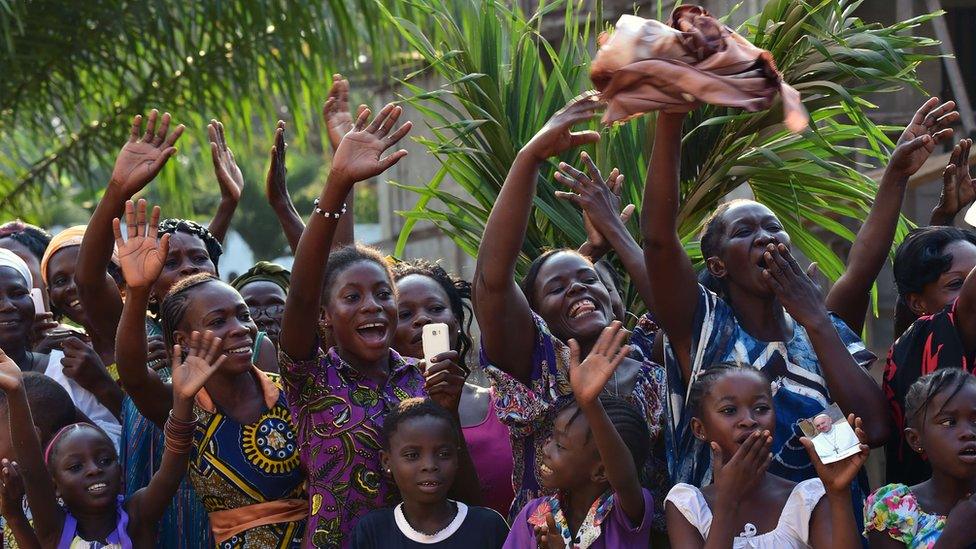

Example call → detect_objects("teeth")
539 463 553 475
69 300 80 308
87 483 106 492
0 321 16 327
227 347 249 354
569 300 596 318
359 323 384 330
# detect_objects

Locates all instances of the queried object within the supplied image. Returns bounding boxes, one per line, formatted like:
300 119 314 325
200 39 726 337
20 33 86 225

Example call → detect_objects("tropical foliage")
388 0 940 312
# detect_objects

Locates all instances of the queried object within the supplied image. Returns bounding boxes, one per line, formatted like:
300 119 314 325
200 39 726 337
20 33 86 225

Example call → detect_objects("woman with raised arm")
640 109 890 518
472 93 665 527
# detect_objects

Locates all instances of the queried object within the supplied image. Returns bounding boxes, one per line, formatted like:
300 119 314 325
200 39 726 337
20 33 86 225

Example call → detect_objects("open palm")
209 119 244 201
934 139 975 222
113 199 170 289
110 109 184 196
323 74 367 152
0 349 22 393
170 330 227 401
330 103 412 184
524 92 604 161
890 98 958 176
568 321 631 406
800 414 870 493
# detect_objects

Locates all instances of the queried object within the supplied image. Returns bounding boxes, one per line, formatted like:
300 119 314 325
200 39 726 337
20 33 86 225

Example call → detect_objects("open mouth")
225 344 253 359
357 321 389 344
68 299 81 309
959 445 976 462
568 299 597 319
0 319 18 328
417 480 443 493
539 462 554 476
87 482 108 494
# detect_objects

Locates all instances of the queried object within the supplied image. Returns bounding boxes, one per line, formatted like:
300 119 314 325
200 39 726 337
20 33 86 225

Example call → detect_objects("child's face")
908 382 976 479
383 415 458 505
176 283 258 375
50 428 121 512
813 414 832 433
324 261 397 366
693 371 775 459
540 405 601 491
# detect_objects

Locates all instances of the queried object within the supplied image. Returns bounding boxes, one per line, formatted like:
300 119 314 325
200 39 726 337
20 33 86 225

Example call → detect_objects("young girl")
866 369 976 548
665 363 868 548
279 102 477 545
0 328 225 547
113 199 307 547
351 398 509 547
505 321 654 548
391 259 516 517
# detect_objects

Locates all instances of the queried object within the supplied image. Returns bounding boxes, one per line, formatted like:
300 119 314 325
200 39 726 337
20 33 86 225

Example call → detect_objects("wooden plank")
925 0 976 135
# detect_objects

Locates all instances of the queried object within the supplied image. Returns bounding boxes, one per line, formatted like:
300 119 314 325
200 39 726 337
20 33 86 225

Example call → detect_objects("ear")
319 306 332 329
172 330 189 348
590 460 607 484
380 450 391 476
904 293 929 317
904 427 924 455
705 256 727 279
691 417 708 442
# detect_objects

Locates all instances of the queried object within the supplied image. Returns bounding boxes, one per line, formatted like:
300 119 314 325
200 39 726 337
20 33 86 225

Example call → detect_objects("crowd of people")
0 68 973 549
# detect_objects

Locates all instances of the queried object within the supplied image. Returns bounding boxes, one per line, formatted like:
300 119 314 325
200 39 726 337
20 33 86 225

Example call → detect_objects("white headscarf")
0 248 33 287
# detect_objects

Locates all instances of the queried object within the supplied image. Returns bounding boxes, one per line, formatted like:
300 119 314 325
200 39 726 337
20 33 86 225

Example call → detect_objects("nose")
566 281 586 296
420 454 439 472
737 412 759 430
84 459 104 476
754 229 779 247
412 313 431 328
361 293 383 313
961 425 976 440
178 259 198 277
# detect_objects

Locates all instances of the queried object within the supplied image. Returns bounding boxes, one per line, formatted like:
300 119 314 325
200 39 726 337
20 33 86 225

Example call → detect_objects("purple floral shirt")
279 347 425 548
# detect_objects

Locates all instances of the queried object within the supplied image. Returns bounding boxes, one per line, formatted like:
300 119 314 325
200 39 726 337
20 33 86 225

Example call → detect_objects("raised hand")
932 139 975 225
209 119 245 203
322 74 368 153
0 349 22 393
421 350 467 413
113 199 170 290
568 321 631 407
554 152 634 252
533 511 566 549
761 243 829 328
110 110 185 196
0 459 25 518
330 103 412 185
265 120 289 206
711 430 773 499
523 92 604 161
888 97 959 179
170 330 227 402
800 414 869 495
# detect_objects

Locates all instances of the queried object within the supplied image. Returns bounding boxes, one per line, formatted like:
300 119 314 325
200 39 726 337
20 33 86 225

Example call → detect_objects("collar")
528 490 614 549
194 366 280 413
325 347 417 379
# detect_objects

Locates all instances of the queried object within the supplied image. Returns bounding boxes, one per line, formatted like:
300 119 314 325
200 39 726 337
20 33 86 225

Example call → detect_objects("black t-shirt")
350 502 509 549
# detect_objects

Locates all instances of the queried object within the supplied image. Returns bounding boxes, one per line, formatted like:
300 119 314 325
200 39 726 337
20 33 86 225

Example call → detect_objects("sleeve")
829 313 877 370
611 488 654 532
478 508 511 548
784 479 826 543
502 502 537 549
664 483 710 538
276 348 324 407
483 313 570 437
349 512 378 549
863 484 918 544
666 285 735 392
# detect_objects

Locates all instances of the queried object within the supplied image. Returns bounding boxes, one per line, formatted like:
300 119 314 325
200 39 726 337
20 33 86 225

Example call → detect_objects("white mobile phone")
422 323 451 365
30 288 45 315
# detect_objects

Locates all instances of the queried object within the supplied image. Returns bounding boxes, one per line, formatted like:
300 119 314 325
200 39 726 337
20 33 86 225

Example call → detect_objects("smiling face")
382 415 459 505
907 240 976 317
238 280 286 347
691 369 775 460
906 382 976 480
707 202 791 299
324 260 397 366
173 282 257 374
152 232 217 301
0 267 34 353
532 252 613 344
539 405 602 491
392 274 459 361
45 246 85 324
49 427 121 514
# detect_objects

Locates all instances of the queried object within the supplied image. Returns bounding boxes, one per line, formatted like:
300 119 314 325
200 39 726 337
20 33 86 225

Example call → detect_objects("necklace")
397 501 459 538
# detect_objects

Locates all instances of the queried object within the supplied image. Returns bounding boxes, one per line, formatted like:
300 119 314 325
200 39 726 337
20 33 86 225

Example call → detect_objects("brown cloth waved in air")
590 5 809 132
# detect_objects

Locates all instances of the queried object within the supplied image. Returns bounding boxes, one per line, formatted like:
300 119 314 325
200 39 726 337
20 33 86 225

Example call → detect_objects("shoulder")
665 483 707 512
865 484 922 539
465 506 509 532
352 507 396 535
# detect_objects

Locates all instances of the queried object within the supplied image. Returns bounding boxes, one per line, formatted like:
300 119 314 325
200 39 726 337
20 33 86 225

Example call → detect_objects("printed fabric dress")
883 299 973 486
484 313 665 524
864 484 946 548
279 347 426 548
188 367 306 548
661 285 876 515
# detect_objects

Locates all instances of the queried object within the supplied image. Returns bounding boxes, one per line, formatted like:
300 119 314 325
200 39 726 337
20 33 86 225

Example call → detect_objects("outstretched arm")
806 415 871 549
280 104 411 361
827 98 958 333
568 322 644 524
474 93 604 384
640 112 697 381
930 138 975 226
207 119 245 244
323 74 363 249
76 110 184 352
113 200 174 427
265 121 305 255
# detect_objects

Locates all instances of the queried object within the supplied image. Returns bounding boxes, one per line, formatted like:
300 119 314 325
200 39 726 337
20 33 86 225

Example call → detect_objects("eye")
98 456 114 466
343 293 359 303
732 228 750 238
239 310 252 321
438 449 453 459
209 318 225 327
193 254 209 264
403 451 419 461
947 279 964 290
719 406 736 415
765 224 783 232
67 463 82 472
755 404 771 413
583 276 599 284
939 417 956 427
165 258 178 268
377 289 393 300
398 310 412 320
52 276 67 287
547 286 564 296
430 305 446 314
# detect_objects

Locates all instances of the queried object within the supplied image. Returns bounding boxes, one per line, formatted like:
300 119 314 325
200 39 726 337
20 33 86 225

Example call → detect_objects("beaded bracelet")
312 198 347 219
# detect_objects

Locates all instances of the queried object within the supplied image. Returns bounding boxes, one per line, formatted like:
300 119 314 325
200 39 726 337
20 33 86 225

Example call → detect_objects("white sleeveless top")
665 478 826 548
44 350 122 451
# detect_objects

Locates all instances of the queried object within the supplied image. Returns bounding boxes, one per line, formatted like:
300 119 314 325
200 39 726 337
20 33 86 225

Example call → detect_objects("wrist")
126 285 153 298
880 169 910 189
801 313 835 334
516 145 549 164
218 194 240 207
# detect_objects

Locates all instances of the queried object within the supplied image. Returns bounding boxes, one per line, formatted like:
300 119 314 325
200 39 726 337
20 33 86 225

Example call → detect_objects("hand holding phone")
421 323 451 366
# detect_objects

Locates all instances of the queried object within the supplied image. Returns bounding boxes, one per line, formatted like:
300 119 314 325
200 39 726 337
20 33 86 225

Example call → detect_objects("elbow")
863 421 891 449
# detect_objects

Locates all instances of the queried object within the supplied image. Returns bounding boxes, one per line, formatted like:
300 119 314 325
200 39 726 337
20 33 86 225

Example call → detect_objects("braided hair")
563 395 652 473
322 244 394 301
158 273 223 349
392 259 474 366
686 362 771 418
904 368 976 430
381 397 460 450
0 221 52 261
158 218 223 271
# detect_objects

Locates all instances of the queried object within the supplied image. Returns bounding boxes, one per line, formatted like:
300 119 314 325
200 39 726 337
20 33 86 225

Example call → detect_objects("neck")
336 347 391 384
563 483 608 535
726 287 790 341
929 468 976 508
71 504 118 543
205 367 262 415
401 498 455 534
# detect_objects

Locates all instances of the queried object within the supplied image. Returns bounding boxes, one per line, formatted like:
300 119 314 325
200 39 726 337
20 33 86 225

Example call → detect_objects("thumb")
568 131 601 148
710 441 723 473
619 203 636 224
380 150 409 171
805 261 819 279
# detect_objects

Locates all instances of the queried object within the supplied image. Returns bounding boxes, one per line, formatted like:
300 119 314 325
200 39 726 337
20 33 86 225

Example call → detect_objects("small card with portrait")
797 403 861 464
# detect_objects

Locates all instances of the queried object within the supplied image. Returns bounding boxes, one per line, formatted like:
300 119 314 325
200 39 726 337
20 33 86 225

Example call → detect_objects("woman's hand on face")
761 243 830 329
59 337 113 394
710 430 773 501
329 103 412 187
523 92 604 162
265 121 289 206
209 119 244 203
422 351 467 413
109 110 184 197
0 459 25 518
554 152 634 252
888 97 958 179
112 199 170 290
322 74 368 153
567 321 631 407
170 330 227 403
932 139 975 224
800 414 869 495
0 349 23 393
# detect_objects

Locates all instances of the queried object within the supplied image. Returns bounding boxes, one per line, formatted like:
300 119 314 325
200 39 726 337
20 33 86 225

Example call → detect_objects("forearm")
90 379 124 420
7 388 59 538
136 395 193 524
640 114 683 246
334 189 354 249
579 400 643 519
702 498 741 549
603 224 654 312
77 185 127 287
208 197 239 244
821 492 862 549
116 288 171 426
4 513 41 549
270 197 306 255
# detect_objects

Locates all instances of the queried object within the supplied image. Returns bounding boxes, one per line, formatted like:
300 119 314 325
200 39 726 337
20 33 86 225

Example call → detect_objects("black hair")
521 248 596 309
698 199 756 298
894 226 976 298
45 422 114 472
381 397 460 450
686 362 771 418
322 244 394 302
0 372 76 446
158 273 223 349
392 259 474 366
0 221 52 261
904 368 976 430
157 218 223 272
563 395 652 473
